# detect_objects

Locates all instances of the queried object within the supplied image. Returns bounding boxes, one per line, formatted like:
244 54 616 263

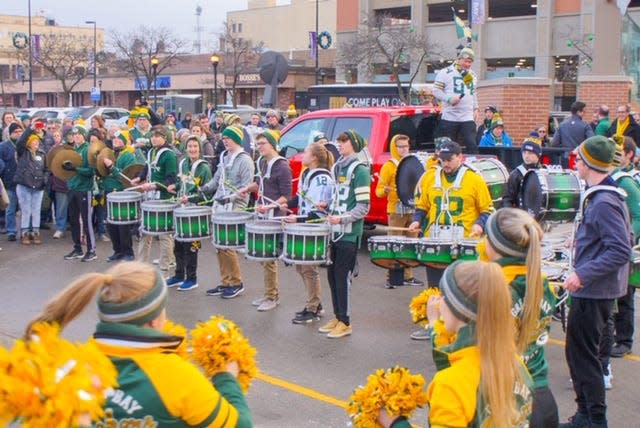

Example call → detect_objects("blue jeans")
16 185 44 233
5 188 18 235
54 191 69 232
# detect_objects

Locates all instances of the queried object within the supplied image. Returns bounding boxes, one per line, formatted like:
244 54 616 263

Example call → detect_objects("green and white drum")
245 220 283 261
629 250 640 288
212 211 254 249
466 157 509 205
368 236 400 269
141 200 177 235
393 237 420 267
415 238 455 268
282 223 330 265
107 191 142 225
174 206 211 242
457 239 480 261
521 169 583 223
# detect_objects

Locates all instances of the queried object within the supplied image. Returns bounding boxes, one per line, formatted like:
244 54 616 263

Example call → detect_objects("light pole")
210 54 220 109
85 20 97 105
27 0 33 107
314 0 319 85
151 55 159 110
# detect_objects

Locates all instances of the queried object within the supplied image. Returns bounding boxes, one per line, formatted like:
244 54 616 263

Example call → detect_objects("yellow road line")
256 372 348 409
549 338 640 362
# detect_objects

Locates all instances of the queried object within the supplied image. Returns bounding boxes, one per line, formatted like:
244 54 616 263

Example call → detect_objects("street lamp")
151 55 159 110
210 54 220 109
27 0 33 107
85 20 97 106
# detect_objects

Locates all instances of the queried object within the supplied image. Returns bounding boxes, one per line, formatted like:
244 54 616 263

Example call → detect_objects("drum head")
396 154 427 207
520 170 544 221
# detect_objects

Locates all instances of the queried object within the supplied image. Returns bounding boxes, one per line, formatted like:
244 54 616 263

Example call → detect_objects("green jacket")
595 118 611 137
67 141 95 192
102 147 138 193
330 156 371 243
613 165 640 240
178 157 213 204
145 145 178 200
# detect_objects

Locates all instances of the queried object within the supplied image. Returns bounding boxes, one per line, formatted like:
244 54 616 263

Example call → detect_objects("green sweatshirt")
67 141 95 192
102 148 137 193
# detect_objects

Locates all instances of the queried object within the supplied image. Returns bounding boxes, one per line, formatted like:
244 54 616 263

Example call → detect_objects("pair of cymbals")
96 148 115 177
88 140 106 168
119 164 145 188
50 149 82 181
46 144 73 169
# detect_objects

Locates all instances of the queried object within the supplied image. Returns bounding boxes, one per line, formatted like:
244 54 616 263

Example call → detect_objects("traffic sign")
90 86 101 102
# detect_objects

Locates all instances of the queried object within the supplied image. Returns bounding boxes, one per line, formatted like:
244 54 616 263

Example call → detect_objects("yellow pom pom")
408 288 441 326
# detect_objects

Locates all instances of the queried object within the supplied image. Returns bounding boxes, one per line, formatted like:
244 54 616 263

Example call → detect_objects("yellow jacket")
375 135 403 213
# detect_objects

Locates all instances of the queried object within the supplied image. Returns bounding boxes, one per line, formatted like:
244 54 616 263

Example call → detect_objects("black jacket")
502 162 542 208
14 128 46 190
607 115 640 145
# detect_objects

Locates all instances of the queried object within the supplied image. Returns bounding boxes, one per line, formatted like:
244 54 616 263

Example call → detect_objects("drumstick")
119 172 133 184
271 215 308 220
385 226 413 232
541 260 570 269
258 194 294 214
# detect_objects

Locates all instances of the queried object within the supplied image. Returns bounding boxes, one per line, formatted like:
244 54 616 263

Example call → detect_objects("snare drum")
107 191 142 225
415 238 455 267
245 220 283 261
629 250 640 288
174 206 211 242
282 223 330 265
520 169 583 223
393 237 420 267
466 157 509 204
457 239 480 261
212 211 255 249
141 200 177 235
368 236 400 269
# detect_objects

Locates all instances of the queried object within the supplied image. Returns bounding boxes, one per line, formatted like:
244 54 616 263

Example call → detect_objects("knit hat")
609 135 625 167
97 269 168 325
222 126 244 145
458 47 475 60
521 138 542 157
485 105 498 114
434 136 453 150
485 209 529 259
490 113 504 130
70 125 88 140
8 122 23 135
114 130 130 146
214 110 224 118
258 130 279 151
577 135 616 172
438 140 462 160
440 261 477 324
134 111 151 120
151 125 170 143
342 129 367 153
226 114 241 126
313 132 327 143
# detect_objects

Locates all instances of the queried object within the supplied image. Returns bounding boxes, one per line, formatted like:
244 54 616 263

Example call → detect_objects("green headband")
485 211 528 259
440 261 477 324
98 270 168 325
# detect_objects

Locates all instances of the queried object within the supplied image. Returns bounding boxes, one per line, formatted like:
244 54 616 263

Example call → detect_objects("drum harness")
430 165 469 241
144 147 171 200
330 158 366 242
298 168 331 217
254 155 288 219
178 158 207 201
387 157 414 216
215 149 251 212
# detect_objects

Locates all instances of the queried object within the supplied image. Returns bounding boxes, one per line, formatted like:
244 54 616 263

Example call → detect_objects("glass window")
279 118 328 157
331 117 372 142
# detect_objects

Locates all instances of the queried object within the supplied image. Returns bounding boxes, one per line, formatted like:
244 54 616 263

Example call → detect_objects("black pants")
107 222 134 258
565 297 614 424
327 241 357 325
531 386 559 428
614 285 636 347
174 240 199 281
68 190 95 253
425 265 445 288
599 315 614 376
437 119 478 154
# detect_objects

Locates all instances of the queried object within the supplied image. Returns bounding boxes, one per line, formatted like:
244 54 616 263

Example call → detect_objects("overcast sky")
1 1 290 52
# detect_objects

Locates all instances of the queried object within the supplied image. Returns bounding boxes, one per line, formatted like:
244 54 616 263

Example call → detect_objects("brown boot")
32 232 41 245
22 233 31 245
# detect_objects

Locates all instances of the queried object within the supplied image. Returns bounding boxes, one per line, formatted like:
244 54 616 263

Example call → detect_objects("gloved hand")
62 161 76 171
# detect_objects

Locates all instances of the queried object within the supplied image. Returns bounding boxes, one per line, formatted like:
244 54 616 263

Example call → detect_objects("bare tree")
109 26 188 99
338 13 441 105
219 21 264 108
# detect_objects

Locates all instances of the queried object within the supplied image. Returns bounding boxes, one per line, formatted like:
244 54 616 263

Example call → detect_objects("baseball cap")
313 132 327 142
438 141 462 160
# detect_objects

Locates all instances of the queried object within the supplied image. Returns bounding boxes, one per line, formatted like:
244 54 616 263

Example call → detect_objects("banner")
309 31 318 60
31 34 41 60
471 0 485 26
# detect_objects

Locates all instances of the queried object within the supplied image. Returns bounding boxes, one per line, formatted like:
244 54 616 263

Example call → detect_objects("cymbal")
96 147 115 177
46 144 73 170
119 163 145 188
88 140 106 168
50 150 82 181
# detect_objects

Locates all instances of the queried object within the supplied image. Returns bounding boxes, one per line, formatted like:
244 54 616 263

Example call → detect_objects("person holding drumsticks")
165 135 212 292
408 140 493 340
284 141 334 324
102 131 139 262
237 130 292 312
130 125 178 274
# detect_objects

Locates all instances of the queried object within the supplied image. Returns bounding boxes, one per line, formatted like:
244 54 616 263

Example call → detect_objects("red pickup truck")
278 106 439 225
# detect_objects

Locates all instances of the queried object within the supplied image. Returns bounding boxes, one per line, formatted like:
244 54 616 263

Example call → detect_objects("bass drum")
520 169 583 223
395 152 431 207
465 157 509 205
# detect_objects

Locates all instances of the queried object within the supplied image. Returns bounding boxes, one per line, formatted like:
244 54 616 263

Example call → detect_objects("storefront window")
622 13 640 104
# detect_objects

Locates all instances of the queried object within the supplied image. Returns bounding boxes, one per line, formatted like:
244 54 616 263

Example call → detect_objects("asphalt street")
1 226 639 427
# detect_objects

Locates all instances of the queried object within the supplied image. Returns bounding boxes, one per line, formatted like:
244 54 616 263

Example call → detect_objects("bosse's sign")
225 73 262 86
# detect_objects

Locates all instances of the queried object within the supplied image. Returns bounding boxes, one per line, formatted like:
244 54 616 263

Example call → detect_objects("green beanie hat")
577 135 615 172
458 47 475 60
222 126 244 145
343 129 367 153
258 130 280 151
490 113 504 130
70 125 88 140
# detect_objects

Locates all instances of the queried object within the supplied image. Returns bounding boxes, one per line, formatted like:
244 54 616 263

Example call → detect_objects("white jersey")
298 168 334 216
433 63 478 122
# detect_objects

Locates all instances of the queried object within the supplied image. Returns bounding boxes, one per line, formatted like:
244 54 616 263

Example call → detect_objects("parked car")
66 106 130 129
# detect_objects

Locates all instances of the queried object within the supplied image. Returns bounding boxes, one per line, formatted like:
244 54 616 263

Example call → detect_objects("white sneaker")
252 297 267 306
604 363 613 390
257 298 279 312
152 258 160 265
53 230 63 239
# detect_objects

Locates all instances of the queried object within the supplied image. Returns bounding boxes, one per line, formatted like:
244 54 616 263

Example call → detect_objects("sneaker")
106 253 122 263
64 248 84 260
221 284 245 299
53 230 63 239
99 234 111 242
252 297 268 306
604 372 612 390
81 251 98 262
318 318 339 333
296 303 325 316
152 258 160 265
292 309 320 324
178 279 199 291
327 321 352 338
559 412 590 428
404 277 424 286
611 343 631 358
257 298 279 312
206 285 226 296
384 281 396 289
7 234 16 242
410 329 431 341
165 276 184 288
122 254 135 261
